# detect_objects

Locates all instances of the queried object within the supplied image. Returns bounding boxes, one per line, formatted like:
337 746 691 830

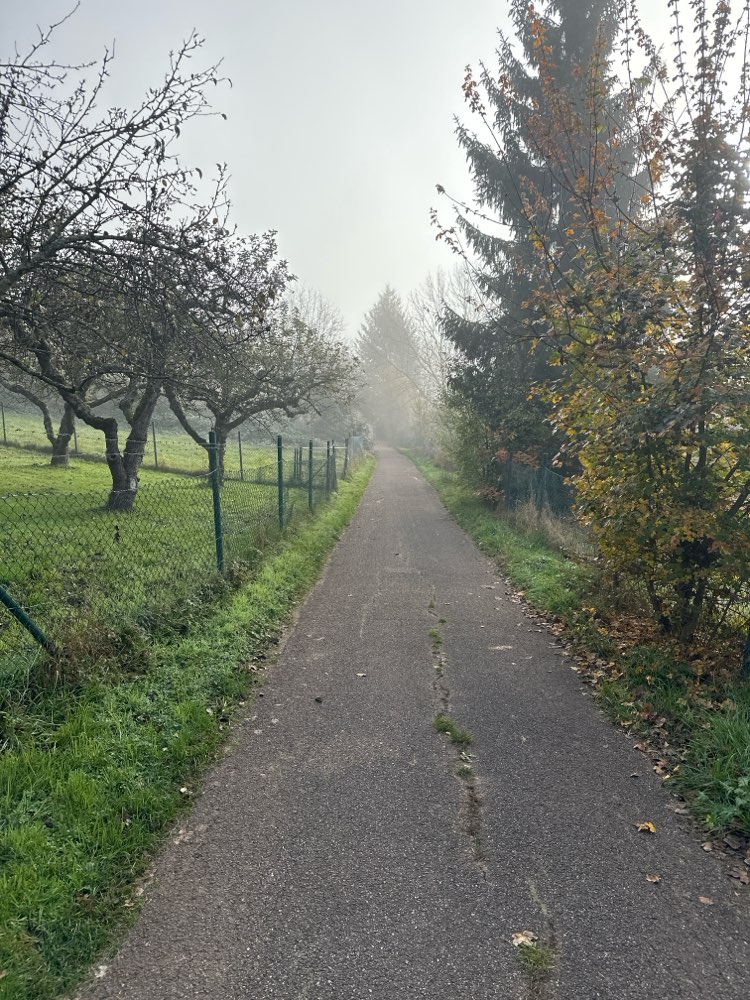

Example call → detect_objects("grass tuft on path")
0 459 374 1000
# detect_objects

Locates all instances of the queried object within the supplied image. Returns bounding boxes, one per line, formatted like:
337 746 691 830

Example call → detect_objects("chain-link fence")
0 400 285 475
0 435 359 676
498 456 574 516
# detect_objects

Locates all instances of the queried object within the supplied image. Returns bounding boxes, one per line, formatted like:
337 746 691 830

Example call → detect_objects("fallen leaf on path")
646 874 662 883
636 821 657 834
512 931 539 948
698 896 715 905
490 645 513 651
356 673 367 678
729 868 750 885
702 842 714 852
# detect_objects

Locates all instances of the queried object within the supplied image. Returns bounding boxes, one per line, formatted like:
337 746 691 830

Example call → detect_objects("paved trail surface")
83 448 749 1000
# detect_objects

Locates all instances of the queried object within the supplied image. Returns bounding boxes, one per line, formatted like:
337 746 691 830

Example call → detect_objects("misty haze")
1 2 749 999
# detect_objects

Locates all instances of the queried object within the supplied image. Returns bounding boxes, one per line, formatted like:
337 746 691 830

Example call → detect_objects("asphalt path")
82 447 749 999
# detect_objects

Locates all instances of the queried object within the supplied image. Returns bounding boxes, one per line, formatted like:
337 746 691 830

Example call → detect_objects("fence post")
343 436 350 479
151 421 159 469
331 443 338 491
0 583 57 656
208 430 225 573
73 423 78 455
1 401 6 444
308 440 314 511
277 434 285 529
325 441 331 495
238 430 244 482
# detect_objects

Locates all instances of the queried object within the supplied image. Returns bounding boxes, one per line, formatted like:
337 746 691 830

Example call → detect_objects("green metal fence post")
73 423 78 455
238 430 244 481
277 434 285 529
151 421 159 469
325 441 331 495
1 401 6 444
308 440 314 511
208 430 225 573
332 444 338 491
343 436 350 479
0 584 57 656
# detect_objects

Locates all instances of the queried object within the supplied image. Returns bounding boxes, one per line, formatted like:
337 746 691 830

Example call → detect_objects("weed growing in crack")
515 941 556 981
434 712 473 746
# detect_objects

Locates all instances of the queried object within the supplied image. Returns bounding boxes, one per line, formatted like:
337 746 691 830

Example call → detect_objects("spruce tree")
356 286 422 444
442 0 623 467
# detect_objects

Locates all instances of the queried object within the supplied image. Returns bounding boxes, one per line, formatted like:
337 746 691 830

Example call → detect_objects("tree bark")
106 383 162 511
50 403 76 466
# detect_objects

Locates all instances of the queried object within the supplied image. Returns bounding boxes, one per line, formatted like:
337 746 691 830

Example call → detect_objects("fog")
2 1 672 335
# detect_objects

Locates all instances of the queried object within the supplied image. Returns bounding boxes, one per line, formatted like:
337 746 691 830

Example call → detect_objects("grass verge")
409 453 750 842
0 458 374 1000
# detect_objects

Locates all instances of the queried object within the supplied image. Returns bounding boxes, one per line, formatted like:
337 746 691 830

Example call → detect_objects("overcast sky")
3 1 672 335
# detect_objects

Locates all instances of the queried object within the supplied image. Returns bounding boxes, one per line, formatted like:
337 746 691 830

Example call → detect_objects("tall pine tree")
356 286 423 444
442 0 624 469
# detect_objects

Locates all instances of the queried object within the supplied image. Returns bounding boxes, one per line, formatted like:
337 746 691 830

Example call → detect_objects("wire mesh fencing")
0 401 274 476
497 456 574 516
0 435 364 677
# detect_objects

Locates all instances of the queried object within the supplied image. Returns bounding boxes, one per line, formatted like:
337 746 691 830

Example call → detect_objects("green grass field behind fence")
0 441 349 678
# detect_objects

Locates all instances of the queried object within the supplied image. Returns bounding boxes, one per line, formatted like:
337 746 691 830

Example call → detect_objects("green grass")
410 453 750 837
514 940 557 980
599 648 750 833
0 457 375 1000
0 448 324 673
0 410 276 475
434 712 473 747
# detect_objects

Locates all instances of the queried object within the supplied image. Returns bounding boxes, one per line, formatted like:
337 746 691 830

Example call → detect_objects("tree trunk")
106 385 162 511
50 404 75 466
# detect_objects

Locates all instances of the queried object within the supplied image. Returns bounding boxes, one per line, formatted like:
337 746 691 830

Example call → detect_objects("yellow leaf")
636 821 657 834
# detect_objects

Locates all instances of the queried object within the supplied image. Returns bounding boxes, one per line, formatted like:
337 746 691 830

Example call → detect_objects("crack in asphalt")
428 599 487 872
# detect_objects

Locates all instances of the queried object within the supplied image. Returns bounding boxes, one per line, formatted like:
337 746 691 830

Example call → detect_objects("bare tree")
166 307 357 481
1 14 235 312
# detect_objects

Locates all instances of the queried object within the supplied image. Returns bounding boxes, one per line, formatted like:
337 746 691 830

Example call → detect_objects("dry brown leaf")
698 896 715 905
729 868 750 885
636 821 657 834
646 874 662 883
512 930 539 948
